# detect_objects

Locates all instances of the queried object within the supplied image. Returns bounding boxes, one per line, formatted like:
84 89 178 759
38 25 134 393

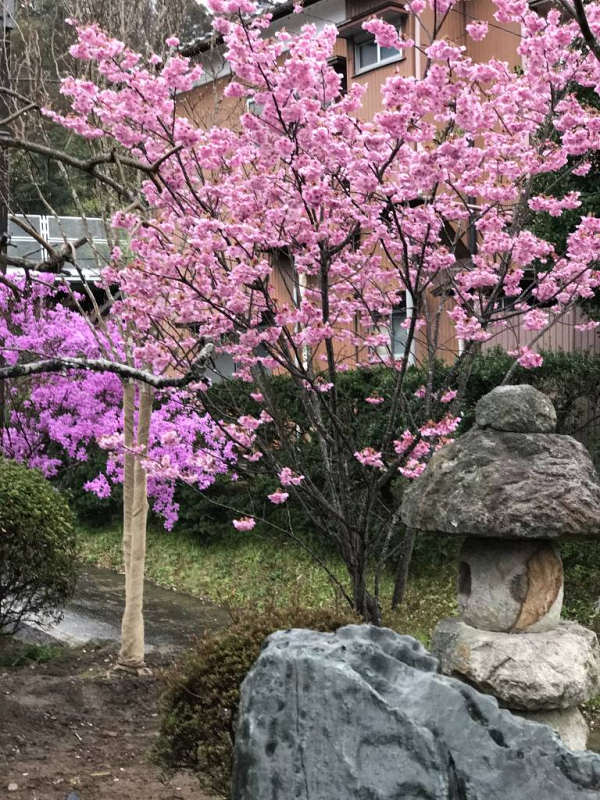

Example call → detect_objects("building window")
390 304 409 357
328 56 348 96
375 297 415 363
245 97 264 116
355 33 403 74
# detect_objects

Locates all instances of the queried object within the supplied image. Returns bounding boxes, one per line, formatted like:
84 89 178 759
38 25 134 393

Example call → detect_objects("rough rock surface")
431 618 600 710
401 428 600 539
458 537 563 632
516 708 589 752
476 385 557 433
232 625 600 800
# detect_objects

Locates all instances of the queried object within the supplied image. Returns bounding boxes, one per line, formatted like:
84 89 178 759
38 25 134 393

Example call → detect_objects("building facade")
178 0 600 372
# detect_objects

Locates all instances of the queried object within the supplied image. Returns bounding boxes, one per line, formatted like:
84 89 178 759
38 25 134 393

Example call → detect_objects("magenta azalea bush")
0 281 236 529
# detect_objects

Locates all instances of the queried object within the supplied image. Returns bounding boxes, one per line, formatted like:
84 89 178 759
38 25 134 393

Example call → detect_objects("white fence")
7 215 111 281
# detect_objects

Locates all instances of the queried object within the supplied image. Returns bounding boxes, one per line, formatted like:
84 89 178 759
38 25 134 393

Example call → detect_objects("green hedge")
152 606 359 798
67 349 600 552
0 459 79 635
177 348 600 543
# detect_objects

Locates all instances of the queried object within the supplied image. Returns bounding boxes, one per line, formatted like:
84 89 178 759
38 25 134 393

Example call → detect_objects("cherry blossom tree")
3 0 600 622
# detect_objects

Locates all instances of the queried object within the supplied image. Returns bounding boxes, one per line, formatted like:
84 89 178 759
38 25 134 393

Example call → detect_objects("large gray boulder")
476 385 557 433
432 618 600 710
401 428 600 539
232 625 600 800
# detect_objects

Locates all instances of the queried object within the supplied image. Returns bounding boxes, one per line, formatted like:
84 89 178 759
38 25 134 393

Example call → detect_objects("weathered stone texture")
458 537 563 632
401 428 600 540
431 618 600 710
476 384 557 433
516 708 589 752
232 626 600 800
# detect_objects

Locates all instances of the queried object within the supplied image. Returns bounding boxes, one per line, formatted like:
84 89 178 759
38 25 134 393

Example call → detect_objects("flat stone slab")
432 618 600 710
233 625 600 800
27 565 230 651
476 385 557 433
401 428 600 539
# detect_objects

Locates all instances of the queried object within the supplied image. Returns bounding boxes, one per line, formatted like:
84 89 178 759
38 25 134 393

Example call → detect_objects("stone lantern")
401 384 600 749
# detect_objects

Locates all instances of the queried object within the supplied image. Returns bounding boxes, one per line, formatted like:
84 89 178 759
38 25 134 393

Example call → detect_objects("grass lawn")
75 520 600 644
75 522 457 645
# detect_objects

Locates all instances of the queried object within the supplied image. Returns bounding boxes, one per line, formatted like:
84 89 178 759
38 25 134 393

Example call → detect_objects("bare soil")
0 641 212 800
3 637 599 800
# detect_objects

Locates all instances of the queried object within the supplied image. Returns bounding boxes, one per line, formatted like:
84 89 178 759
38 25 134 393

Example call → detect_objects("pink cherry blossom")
509 347 544 369
575 321 600 332
440 390 458 404
268 488 289 504
354 448 385 469
279 468 305 486
523 309 549 331
466 21 488 40
232 517 256 531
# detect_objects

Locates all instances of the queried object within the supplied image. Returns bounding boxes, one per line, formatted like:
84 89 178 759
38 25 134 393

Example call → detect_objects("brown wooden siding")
482 307 599 355
178 76 245 131
347 0 393 16
351 55 413 120
462 0 522 66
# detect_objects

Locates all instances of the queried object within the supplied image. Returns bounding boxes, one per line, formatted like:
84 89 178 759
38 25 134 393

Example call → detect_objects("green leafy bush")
172 349 600 557
153 606 359 797
0 459 79 635
562 540 600 627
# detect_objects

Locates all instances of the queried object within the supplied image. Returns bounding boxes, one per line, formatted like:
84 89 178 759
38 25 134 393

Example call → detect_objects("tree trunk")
118 383 153 669
122 381 135 577
391 528 416 610
352 566 381 626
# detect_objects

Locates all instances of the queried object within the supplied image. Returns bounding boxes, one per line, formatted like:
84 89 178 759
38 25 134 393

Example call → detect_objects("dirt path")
0 642 214 800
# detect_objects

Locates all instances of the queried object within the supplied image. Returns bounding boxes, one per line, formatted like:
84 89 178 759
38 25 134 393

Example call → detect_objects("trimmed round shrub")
153 606 359 797
0 459 78 635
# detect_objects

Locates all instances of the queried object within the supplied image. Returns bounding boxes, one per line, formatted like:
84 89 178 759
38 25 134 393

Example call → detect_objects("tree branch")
554 0 600 62
0 342 215 388
0 272 21 298
0 137 141 198
0 236 88 272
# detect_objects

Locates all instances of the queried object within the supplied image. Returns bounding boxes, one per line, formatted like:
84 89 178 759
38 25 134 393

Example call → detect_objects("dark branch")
0 236 88 272
0 343 215 389
554 0 600 62
0 137 139 198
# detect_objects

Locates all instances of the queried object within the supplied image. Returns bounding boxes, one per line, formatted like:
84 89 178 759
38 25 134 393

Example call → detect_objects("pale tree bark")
121 380 135 580
119 382 153 670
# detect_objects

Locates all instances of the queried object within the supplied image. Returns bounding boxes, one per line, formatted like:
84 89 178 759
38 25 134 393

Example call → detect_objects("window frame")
353 31 405 76
374 294 416 365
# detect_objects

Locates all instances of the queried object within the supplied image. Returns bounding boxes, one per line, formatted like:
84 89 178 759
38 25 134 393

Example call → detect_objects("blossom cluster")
49 4 600 378
0 281 235 529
